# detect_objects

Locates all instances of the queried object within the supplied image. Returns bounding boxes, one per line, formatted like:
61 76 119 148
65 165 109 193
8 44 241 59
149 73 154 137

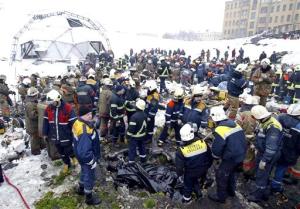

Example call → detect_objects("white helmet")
210 106 228 122
251 105 271 120
46 89 62 102
87 68 96 76
295 64 300 72
174 87 184 100
286 68 293 73
0 74 7 81
192 85 206 97
235 64 247 73
110 69 116 79
148 59 152 64
27 87 39 97
79 76 87 82
22 77 31 86
87 74 95 79
129 79 136 88
287 103 300 116
180 124 195 141
69 71 76 77
261 58 270 66
159 56 165 61
136 99 146 111
146 80 157 92
244 95 260 105
103 78 113 86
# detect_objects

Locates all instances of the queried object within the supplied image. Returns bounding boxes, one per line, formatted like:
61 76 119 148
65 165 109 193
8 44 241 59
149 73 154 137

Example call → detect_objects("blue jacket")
109 92 125 121
255 117 283 163
175 139 213 176
277 114 300 165
76 81 96 105
126 110 147 140
125 87 139 112
165 100 184 124
227 71 247 97
182 100 209 129
212 119 246 163
145 91 160 120
42 101 77 146
72 119 100 165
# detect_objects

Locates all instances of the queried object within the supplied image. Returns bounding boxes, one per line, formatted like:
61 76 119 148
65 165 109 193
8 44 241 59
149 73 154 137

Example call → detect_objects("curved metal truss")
9 10 111 65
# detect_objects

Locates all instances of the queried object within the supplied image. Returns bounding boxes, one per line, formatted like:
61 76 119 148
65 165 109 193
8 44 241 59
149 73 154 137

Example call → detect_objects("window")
231 4 233 9
271 6 274 13
233 11 236 17
283 4 286 11
259 17 267 23
275 16 278 23
249 31 253 36
281 15 284 23
297 2 300 10
277 5 280 12
235 2 237 8
250 22 255 29
296 14 299 21
228 30 231 34
252 0 257 10
251 12 256 19
269 17 272 23
260 7 268 13
289 3 293 11
287 15 291 22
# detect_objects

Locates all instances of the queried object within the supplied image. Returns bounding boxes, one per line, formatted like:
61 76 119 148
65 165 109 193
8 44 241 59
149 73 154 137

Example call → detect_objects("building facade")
223 0 300 39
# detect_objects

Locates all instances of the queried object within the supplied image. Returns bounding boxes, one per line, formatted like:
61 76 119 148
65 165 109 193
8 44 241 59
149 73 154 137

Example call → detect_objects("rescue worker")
53 79 62 92
290 64 300 103
286 68 295 103
236 95 260 177
224 64 248 119
61 73 76 106
72 106 101 205
158 87 184 146
271 65 282 97
76 76 95 113
18 77 31 103
109 85 126 146
0 164 3 184
270 103 300 194
248 105 283 202
25 87 45 155
145 80 160 143
126 99 148 163
124 79 139 122
175 124 213 204
251 58 276 106
208 106 246 203
158 56 171 94
98 78 113 140
86 73 99 114
182 85 210 134
42 90 77 174
0 74 14 122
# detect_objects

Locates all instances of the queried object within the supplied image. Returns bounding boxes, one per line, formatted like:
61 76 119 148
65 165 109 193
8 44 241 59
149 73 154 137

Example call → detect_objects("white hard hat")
136 99 146 111
244 95 260 105
103 78 113 86
87 74 95 79
22 77 31 85
286 68 293 73
210 106 228 122
27 87 39 97
287 103 300 116
146 80 157 92
192 85 206 97
87 68 96 76
251 105 271 120
46 89 62 102
148 59 152 64
180 124 195 142
261 58 270 66
129 79 136 88
235 64 247 73
174 87 184 100
69 71 76 77
79 76 87 82
110 69 116 79
0 74 7 81
295 64 300 72
159 56 165 61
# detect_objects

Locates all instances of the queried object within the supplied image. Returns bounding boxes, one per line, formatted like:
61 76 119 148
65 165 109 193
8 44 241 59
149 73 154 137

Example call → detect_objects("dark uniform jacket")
126 110 147 140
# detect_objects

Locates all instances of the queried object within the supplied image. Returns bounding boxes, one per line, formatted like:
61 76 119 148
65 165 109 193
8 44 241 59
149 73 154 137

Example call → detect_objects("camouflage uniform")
98 85 112 138
0 81 12 119
25 96 45 155
61 83 76 104
251 67 276 106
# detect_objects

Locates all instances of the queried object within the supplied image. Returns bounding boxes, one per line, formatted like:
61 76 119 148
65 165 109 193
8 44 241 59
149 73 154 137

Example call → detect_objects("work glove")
192 123 198 132
177 119 182 126
91 161 97 169
178 176 184 183
116 120 121 127
259 160 266 170
147 117 151 122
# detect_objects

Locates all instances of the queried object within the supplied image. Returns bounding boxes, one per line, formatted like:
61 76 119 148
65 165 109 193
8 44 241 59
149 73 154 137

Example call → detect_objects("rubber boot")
62 164 69 174
208 192 226 204
247 188 268 203
71 157 78 167
0 164 4 183
85 193 101 205
76 184 84 195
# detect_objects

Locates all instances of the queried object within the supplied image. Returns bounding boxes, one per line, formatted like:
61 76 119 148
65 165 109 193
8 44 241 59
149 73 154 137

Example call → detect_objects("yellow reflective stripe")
131 121 147 138
295 85 300 88
215 125 243 140
111 104 118 107
129 122 136 125
180 140 207 158
72 120 93 138
262 117 282 131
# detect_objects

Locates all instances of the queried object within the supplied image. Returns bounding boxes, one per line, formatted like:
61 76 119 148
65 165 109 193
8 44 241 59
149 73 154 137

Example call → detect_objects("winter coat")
255 117 283 163
227 71 247 97
125 87 139 113
212 119 247 163
72 118 100 165
236 105 257 136
158 61 171 78
182 99 209 129
126 110 147 140
76 81 95 106
251 66 276 96
98 86 112 118
109 92 125 121
165 100 184 124
42 101 77 146
61 83 75 103
25 97 39 134
277 114 300 165
176 139 213 176
145 91 160 120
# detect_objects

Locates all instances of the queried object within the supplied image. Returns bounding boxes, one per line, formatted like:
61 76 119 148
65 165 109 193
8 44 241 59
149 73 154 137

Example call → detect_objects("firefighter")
0 74 14 123
175 124 213 204
248 105 283 203
286 68 295 104
208 106 247 203
18 77 31 103
72 106 101 205
271 64 282 97
124 79 139 122
42 90 77 174
290 64 300 103
158 87 185 146
158 56 171 94
126 99 148 163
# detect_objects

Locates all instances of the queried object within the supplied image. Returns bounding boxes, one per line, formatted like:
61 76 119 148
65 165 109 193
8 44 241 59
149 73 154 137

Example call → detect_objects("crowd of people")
0 46 299 206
